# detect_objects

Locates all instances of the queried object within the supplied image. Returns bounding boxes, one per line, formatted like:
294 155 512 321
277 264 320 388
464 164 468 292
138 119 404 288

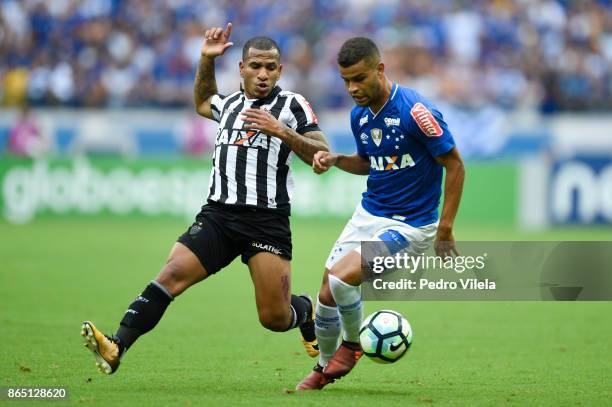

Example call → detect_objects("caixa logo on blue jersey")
550 157 612 224
370 154 415 171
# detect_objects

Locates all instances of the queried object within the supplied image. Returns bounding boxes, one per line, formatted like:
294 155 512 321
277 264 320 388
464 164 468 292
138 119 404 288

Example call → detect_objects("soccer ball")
359 310 413 364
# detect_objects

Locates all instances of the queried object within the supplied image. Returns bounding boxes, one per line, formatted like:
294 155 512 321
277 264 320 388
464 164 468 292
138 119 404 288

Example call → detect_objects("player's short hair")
337 37 380 68
242 37 281 61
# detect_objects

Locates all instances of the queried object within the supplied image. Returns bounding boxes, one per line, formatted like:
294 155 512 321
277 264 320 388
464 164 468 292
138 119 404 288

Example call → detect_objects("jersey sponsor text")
410 103 443 137
370 154 415 171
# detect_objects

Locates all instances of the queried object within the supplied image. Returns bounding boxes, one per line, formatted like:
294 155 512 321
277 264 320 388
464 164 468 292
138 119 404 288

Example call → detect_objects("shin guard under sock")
115 281 173 352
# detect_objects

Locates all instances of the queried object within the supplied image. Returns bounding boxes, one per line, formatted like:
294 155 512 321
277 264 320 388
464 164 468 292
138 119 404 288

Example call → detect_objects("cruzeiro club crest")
371 128 383 147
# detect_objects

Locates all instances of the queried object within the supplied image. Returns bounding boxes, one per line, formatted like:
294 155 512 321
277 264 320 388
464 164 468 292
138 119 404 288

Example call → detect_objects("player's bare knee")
156 261 189 296
329 264 362 286
258 308 291 332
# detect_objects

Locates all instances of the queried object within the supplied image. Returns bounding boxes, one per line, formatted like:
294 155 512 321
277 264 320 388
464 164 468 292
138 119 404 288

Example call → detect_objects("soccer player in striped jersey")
296 37 465 390
81 23 328 375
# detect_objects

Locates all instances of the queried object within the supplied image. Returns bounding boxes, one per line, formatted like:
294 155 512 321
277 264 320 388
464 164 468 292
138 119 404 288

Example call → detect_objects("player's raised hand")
201 22 234 58
434 227 459 258
312 151 338 174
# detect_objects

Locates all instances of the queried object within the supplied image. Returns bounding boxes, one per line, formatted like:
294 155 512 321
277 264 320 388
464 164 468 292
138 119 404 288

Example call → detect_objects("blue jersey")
351 84 455 227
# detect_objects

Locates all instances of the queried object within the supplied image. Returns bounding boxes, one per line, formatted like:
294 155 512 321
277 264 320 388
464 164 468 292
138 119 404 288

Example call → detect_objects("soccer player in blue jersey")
296 37 465 390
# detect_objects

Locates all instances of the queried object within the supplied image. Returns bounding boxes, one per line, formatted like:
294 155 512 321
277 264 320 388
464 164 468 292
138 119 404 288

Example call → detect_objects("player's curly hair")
337 37 380 68
242 36 281 60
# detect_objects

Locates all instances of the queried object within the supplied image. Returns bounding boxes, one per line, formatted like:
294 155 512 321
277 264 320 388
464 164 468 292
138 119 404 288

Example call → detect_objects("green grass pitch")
1 218 611 406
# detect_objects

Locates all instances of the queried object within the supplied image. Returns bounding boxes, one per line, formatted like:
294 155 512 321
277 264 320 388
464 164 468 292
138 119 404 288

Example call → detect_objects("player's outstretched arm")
434 147 465 257
312 151 369 175
194 23 234 120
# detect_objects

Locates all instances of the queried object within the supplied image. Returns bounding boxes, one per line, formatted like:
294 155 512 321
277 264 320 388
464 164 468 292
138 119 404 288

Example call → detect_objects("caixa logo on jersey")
370 154 415 171
216 128 270 148
549 157 612 224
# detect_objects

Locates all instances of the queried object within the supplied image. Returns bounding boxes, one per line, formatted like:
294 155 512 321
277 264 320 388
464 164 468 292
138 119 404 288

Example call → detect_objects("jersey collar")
244 85 282 107
368 83 398 119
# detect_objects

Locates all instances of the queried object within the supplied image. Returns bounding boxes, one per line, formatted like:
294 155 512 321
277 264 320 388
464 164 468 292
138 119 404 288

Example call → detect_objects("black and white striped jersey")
206 85 320 214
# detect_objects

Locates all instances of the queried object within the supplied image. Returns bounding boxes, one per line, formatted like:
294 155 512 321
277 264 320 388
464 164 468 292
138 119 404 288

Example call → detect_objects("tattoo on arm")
281 275 290 302
194 56 217 117
281 129 330 165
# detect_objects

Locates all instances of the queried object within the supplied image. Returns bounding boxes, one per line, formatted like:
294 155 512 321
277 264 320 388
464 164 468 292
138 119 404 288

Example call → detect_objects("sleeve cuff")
296 124 321 135
430 140 455 157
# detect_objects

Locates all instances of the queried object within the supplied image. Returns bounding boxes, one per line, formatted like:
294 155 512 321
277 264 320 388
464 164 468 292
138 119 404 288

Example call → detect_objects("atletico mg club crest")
371 128 383 146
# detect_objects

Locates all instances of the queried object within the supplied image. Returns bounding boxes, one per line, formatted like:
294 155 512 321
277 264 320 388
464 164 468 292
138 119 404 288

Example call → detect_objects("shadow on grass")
323 386 412 397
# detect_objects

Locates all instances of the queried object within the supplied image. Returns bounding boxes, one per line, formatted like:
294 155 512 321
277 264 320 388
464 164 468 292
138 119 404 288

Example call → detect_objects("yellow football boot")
81 321 121 374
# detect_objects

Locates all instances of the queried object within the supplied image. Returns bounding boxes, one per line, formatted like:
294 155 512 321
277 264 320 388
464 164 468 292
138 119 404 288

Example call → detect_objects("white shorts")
325 203 438 270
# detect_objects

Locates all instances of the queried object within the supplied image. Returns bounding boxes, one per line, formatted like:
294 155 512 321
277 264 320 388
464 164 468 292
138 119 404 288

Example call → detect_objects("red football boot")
295 364 334 390
322 340 363 379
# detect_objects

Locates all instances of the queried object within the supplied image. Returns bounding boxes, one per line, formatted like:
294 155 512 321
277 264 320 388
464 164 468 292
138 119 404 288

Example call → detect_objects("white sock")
328 274 363 343
315 299 340 367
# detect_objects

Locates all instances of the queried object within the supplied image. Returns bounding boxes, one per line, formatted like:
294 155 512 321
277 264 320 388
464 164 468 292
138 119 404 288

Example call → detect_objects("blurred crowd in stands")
1 0 611 112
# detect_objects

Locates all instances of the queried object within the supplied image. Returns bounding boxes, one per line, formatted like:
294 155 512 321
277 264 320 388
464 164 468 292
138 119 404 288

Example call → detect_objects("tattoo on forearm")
283 130 329 164
194 56 217 105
